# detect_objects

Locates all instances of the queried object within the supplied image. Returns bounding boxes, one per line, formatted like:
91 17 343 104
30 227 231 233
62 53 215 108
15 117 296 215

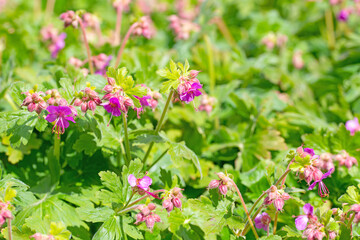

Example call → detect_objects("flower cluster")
45 89 67 106
295 204 327 240
133 85 161 118
162 187 184 212
69 54 112 76
30 233 55 240
292 50 304 69
0 201 12 227
45 106 76 138
175 70 202 104
60 10 81 28
168 15 200 40
21 88 48 114
40 25 67 58
132 16 156 39
315 153 334 172
254 212 271 231
208 172 233 196
198 94 216 114
351 204 360 224
74 84 102 113
135 203 161 231
261 32 288 50
334 150 358 169
128 174 160 198
263 185 290 211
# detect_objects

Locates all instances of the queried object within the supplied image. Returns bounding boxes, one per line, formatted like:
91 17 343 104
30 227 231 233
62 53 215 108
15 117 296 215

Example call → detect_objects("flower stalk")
229 179 259 239
273 211 279 235
115 23 139 67
114 5 123 46
142 89 174 167
79 19 94 74
7 218 12 240
122 114 131 166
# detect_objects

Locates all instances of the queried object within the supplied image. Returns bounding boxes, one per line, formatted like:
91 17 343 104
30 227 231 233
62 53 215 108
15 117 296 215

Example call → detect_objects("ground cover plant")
0 0 360 239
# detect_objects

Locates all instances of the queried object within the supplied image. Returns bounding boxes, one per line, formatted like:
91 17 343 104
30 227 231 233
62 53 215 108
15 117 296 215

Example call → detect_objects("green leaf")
160 79 179 93
73 134 97 156
76 207 115 223
93 215 122 240
338 185 360 204
121 159 143 200
59 77 74 102
259 236 282 240
123 216 143 239
98 171 123 203
168 141 202 178
49 222 72 240
125 85 147 98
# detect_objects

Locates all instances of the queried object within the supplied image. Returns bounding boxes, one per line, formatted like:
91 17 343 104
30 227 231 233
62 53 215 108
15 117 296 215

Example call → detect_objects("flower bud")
93 97 102 105
153 214 161 222
45 90 53 95
22 96 33 106
69 105 78 117
312 168 323 181
145 215 155 230
189 70 200 79
329 231 336 240
134 213 144 224
107 77 116 85
103 85 113 93
81 102 88 112
219 184 228 196
74 98 82 106
1 209 12 219
28 103 36 112
47 97 56 105
208 180 220 189
281 192 290 200
263 196 273 205
58 98 68 106
172 197 182 209
172 187 182 196
88 100 96 112
148 203 156 211
162 199 174 212
274 198 284 211
35 104 44 114
141 207 150 216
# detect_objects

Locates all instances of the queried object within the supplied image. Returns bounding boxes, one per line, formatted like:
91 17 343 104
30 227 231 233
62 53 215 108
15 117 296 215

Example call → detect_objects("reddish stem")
115 23 138 67
114 5 123 46
79 19 94 74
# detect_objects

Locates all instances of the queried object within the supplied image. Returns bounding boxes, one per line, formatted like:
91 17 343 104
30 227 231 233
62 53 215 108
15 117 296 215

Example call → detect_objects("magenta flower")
345 117 360 135
254 212 271 231
295 203 314 230
45 106 76 136
134 95 151 118
338 9 351 22
128 174 160 199
308 168 333 198
179 82 202 103
49 33 66 58
101 97 122 125
93 54 112 75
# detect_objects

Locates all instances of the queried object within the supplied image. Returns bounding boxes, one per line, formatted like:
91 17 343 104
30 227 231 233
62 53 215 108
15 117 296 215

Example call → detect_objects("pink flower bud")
274 198 284 211
28 102 36 112
22 96 33 106
141 207 150 216
88 100 96 112
46 90 53 95
1 209 12 219
172 187 182 196
153 214 161 222
281 192 290 200
103 85 113 93
172 197 182 209
58 98 68 106
219 184 228 196
81 102 88 112
189 70 200 79
107 77 116 85
329 231 336 240
47 97 56 105
74 98 82 106
145 215 155 230
312 168 323 181
148 203 156 211
162 199 174 212
296 146 304 155
69 105 78 117
208 180 220 189
134 213 144 224
103 93 113 100
263 196 273 205
351 204 360 212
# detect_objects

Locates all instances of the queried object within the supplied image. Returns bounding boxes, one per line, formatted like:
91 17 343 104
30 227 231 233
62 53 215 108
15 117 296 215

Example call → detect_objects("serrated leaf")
93 215 122 240
259 235 282 240
49 222 72 240
338 185 360 204
76 207 115 223
123 216 143 239
168 141 202 178
98 171 123 203
73 134 97 156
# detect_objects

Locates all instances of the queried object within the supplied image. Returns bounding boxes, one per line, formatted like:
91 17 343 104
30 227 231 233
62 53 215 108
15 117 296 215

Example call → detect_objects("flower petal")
46 105 59 114
321 168 333 180
308 180 319 190
128 174 137 187
65 116 76 123
58 106 72 115
295 215 309 230
45 113 58 123
303 203 313 215
139 176 152 189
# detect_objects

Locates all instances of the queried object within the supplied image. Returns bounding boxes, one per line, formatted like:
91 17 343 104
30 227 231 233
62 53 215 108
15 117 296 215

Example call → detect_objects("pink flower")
30 233 55 240
133 16 156 39
134 204 161 231
60 10 80 28
178 82 202 103
168 15 200 40
292 50 304 69
263 185 290 211
92 54 112 75
254 212 271 231
0 201 12 227
295 203 314 230
162 187 184 212
335 150 358 169
208 172 233 196
345 117 360 135
45 106 76 136
338 8 352 22
261 33 277 50
48 33 66 58
198 94 216 114
308 168 333 198
21 90 48 114
128 174 160 199
102 97 122 125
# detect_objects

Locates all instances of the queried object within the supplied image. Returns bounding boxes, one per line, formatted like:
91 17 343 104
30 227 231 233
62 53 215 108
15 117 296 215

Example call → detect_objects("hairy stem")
119 189 165 213
147 148 169 171
230 179 259 239
4 94 18 110
45 0 56 20
273 211 279 235
115 23 138 67
54 134 60 161
142 89 174 167
114 5 123 46
79 19 94 74
7 218 12 240
122 114 131 166
347 212 356 229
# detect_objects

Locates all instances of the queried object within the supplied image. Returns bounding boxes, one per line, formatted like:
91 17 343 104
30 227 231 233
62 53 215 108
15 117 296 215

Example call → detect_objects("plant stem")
147 148 169 171
114 5 123 46
118 189 165 213
7 218 12 240
142 89 174 167
124 192 135 208
230 179 259 239
79 19 94 74
212 17 237 48
117 204 140 215
325 9 335 50
45 0 56 20
115 23 138 67
273 211 279 235
240 205 265 236
122 114 131 166
347 212 356 228
241 169 291 236
54 134 60 161
4 94 18 110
